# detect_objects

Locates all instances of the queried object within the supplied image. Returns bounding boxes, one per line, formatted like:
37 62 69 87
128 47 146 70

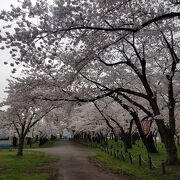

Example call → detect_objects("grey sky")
0 0 54 103
0 0 18 102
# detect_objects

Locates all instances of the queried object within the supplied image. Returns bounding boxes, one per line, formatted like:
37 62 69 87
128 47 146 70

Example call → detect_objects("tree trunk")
155 119 179 164
132 114 158 153
111 96 158 153
146 132 158 153
121 119 134 151
163 133 178 164
121 134 132 152
12 136 17 147
114 135 118 142
17 136 25 156
132 133 140 144
139 133 157 153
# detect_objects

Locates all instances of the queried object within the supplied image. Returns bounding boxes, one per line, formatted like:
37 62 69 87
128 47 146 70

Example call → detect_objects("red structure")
141 117 150 135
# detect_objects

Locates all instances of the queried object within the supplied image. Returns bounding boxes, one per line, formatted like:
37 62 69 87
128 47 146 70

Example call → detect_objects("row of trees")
0 0 180 164
0 77 69 155
69 100 154 152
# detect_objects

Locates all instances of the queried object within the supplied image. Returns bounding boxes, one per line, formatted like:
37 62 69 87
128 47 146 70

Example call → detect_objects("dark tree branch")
80 73 149 99
42 12 180 35
93 102 117 137
97 56 127 66
117 92 153 117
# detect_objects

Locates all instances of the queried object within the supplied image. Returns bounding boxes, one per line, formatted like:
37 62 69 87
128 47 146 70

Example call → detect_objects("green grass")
0 149 57 180
84 140 180 180
107 140 180 165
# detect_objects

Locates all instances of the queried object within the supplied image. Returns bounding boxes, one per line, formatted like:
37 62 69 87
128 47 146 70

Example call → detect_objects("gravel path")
33 140 129 180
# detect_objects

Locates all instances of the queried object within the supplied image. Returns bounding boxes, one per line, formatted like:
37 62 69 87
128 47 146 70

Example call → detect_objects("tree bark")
131 113 158 153
17 136 25 156
163 132 178 164
146 132 158 153
121 134 132 152
12 136 17 147
132 133 140 144
154 118 179 164
111 95 158 153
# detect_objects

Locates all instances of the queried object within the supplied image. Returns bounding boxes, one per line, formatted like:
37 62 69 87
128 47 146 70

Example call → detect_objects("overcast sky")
0 0 54 103
0 0 19 102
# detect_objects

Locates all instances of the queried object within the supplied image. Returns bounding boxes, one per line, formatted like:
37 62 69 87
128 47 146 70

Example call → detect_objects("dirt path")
34 140 129 180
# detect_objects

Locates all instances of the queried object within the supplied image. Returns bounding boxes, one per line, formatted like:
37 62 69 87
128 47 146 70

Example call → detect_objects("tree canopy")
0 0 180 163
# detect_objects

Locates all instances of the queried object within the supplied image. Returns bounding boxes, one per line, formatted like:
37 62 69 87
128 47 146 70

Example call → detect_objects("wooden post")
148 155 152 169
129 152 133 164
162 161 166 174
121 151 125 161
139 154 142 167
117 149 119 159
113 149 116 158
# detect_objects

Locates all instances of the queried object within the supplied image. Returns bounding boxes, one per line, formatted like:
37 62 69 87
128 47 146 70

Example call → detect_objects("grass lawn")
84 140 180 180
0 149 57 180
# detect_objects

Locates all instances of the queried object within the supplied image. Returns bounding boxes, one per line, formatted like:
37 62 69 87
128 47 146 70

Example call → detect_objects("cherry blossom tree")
69 102 108 141
68 98 155 152
0 0 180 164
35 107 71 139
0 78 60 156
